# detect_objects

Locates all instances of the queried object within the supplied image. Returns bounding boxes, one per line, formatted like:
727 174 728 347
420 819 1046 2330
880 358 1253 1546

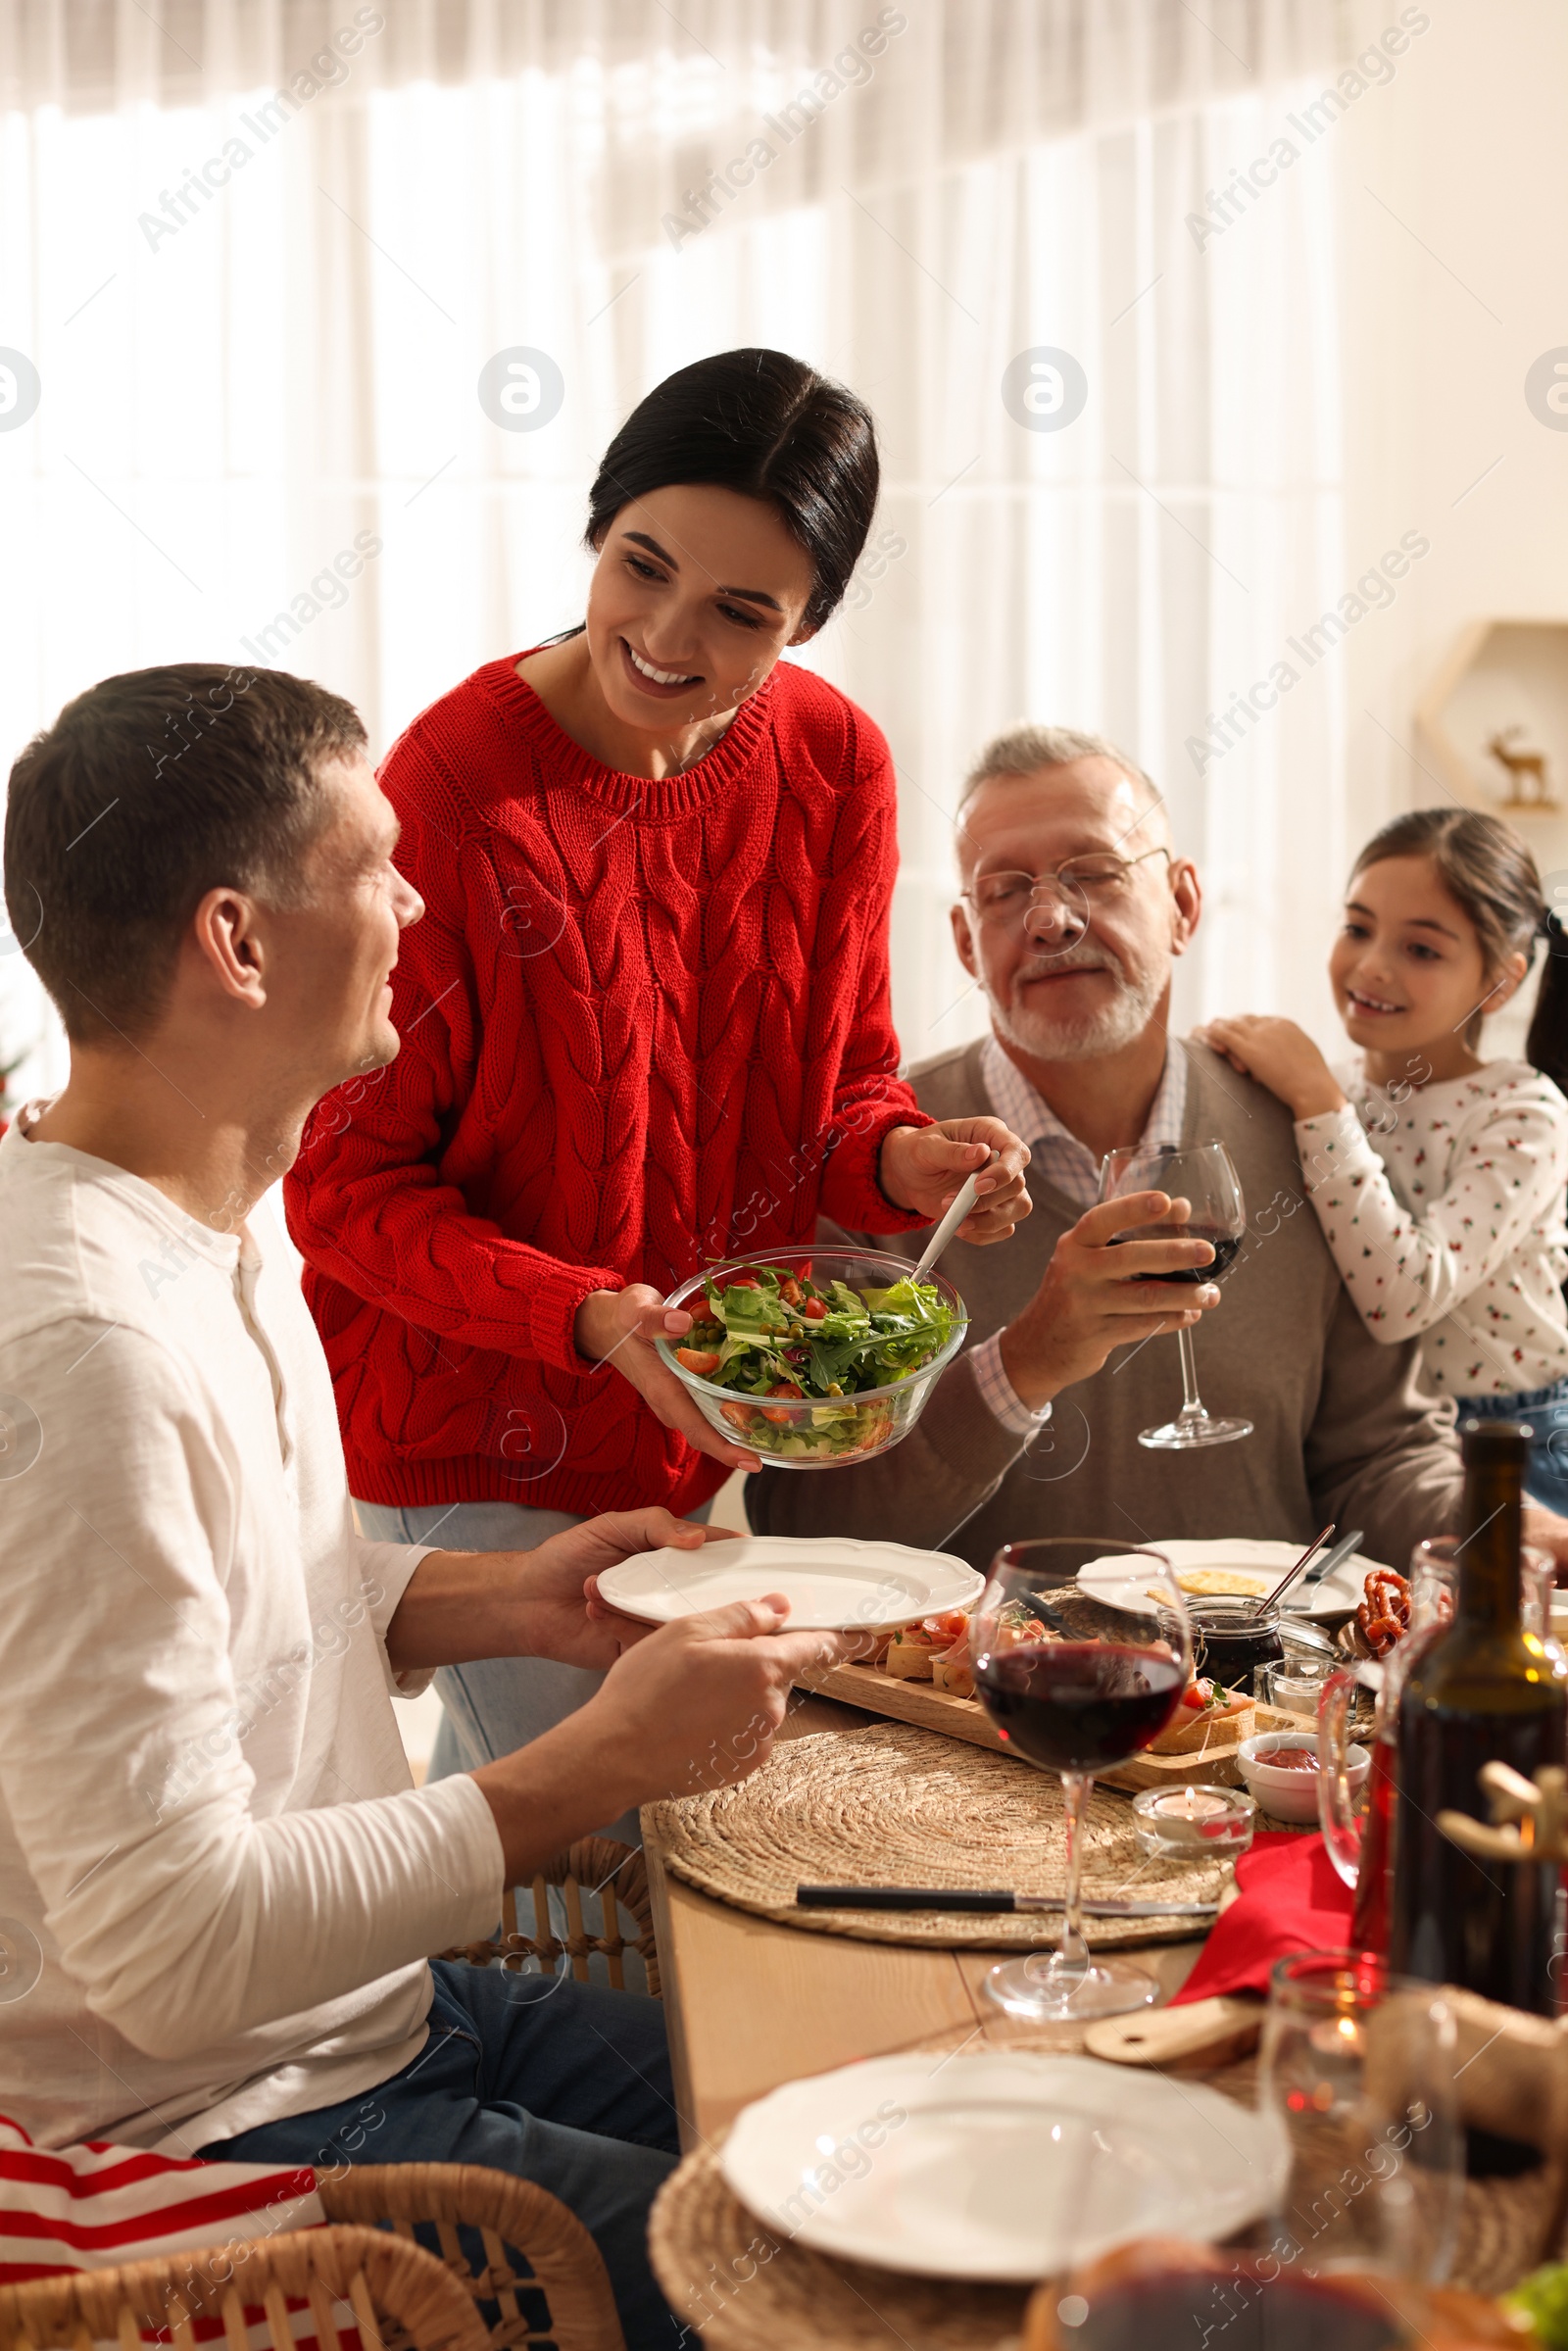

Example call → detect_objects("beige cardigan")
747 1037 1463 1571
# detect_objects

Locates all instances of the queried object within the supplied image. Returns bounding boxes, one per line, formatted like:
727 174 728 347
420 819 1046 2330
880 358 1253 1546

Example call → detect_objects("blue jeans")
197 1959 681 2350
1455 1378 1568 1517
356 1498 710 1845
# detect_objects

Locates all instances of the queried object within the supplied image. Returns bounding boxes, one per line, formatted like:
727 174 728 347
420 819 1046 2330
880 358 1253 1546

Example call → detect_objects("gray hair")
958 723 1161 814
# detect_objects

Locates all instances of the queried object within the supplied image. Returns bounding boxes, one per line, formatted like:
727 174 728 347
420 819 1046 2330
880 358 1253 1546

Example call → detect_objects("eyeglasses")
961 844 1171 925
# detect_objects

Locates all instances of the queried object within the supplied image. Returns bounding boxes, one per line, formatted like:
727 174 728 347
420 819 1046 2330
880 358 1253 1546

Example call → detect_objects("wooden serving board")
802 1659 1302 1793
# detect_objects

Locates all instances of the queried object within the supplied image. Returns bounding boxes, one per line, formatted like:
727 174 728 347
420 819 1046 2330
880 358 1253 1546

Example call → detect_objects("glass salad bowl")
656 1249 968 1469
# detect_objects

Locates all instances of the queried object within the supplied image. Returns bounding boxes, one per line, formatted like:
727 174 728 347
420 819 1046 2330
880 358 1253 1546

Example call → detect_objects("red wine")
1107 1225 1241 1283
1064 2273 1399 2351
975 1641 1185 1772
1151 1225 1241 1283
1348 1734 1396 1956
1390 1697 1562 2012
1389 1419 1567 2019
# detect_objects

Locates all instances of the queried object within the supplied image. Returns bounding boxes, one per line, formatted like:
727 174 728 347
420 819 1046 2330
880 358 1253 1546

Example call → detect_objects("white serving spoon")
908 1153 994 1285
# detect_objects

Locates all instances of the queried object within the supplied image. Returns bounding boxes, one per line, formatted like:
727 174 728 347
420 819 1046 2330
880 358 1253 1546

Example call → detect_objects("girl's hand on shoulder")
1198 1016 1348 1121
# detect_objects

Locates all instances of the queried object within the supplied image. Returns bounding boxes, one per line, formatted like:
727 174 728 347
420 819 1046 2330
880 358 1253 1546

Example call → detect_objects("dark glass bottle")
1389 1419 1566 2016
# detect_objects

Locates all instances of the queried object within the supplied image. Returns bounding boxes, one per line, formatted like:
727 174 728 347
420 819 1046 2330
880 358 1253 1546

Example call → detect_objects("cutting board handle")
1083 1995 1262 2068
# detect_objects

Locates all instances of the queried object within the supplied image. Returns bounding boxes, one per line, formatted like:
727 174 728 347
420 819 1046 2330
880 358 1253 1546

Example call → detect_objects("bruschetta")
1148 1676 1255 1755
882 1609 972 1683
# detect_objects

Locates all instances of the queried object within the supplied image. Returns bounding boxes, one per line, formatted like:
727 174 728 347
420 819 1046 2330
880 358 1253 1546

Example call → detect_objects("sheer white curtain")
0 0 1349 1100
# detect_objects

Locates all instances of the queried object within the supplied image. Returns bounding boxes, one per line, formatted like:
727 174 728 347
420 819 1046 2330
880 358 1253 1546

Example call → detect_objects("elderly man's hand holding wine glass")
1099 1140 1252 1449
995 1188 1225 1411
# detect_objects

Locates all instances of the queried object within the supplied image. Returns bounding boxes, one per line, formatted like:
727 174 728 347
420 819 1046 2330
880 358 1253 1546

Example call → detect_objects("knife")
1300 1526 1364 1590
796 1885 1219 1919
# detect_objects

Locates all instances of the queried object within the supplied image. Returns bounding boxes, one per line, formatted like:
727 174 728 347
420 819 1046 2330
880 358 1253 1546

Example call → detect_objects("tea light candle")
1132 1783 1256 1859
1154 1788 1229 1820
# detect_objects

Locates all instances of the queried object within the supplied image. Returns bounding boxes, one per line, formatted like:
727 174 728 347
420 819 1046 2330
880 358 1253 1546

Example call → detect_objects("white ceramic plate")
720 2050 1288 2280
595 1537 982 1632
1079 1536 1389 1623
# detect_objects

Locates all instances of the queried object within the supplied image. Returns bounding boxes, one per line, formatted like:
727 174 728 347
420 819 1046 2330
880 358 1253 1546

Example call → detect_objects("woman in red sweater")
286 349 1028 1802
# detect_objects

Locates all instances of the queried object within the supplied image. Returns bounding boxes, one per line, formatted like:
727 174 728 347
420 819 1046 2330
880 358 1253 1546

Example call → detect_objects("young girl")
1202 808 1568 1511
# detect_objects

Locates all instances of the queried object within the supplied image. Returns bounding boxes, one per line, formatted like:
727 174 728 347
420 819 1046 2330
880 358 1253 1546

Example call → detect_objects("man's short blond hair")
958 723 1165 833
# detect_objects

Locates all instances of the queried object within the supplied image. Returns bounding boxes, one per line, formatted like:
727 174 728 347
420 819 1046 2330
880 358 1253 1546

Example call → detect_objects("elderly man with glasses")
748 722 1478 1572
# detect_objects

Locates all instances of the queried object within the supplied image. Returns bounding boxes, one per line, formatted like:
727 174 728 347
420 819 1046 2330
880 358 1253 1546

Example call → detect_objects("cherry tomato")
761 1381 805 1424
804 1297 828 1321
779 1277 803 1306
675 1347 722 1376
719 1401 761 1432
725 1274 761 1292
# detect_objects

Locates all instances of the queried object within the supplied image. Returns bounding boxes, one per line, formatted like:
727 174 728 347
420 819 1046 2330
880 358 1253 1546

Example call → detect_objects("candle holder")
1265 1655 1338 1718
1132 1782 1256 1861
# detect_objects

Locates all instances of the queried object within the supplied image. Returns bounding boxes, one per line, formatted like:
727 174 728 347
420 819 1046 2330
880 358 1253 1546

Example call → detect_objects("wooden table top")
643 1690 1208 2151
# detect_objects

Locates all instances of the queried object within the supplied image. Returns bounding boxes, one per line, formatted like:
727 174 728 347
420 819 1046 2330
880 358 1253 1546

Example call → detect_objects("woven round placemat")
650 2056 1558 2345
643 1721 1228 1947
649 2141 1031 2351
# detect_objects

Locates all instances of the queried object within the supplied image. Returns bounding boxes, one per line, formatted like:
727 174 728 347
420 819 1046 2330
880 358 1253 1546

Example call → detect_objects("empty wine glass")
1100 1139 1252 1449
972 1538 1192 2020
1257 1952 1463 2282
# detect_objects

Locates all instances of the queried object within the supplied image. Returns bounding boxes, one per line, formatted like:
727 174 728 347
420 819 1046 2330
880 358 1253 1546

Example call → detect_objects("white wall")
8 4 1560 1099
893 0 1568 1069
1332 0 1567 1052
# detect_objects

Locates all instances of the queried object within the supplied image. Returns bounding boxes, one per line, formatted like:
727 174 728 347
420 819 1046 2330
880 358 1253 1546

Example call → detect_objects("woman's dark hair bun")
585 348 879 630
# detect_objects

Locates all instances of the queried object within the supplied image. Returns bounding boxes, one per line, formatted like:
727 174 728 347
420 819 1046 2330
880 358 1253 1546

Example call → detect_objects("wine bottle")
1389 1419 1566 2017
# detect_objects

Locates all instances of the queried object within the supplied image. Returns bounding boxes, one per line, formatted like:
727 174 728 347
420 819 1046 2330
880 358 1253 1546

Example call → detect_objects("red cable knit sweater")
285 651 931 1519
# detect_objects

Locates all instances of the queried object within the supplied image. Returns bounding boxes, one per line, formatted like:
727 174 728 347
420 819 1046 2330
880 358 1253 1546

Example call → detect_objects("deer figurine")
1486 726 1559 809
1438 1759 1568 1862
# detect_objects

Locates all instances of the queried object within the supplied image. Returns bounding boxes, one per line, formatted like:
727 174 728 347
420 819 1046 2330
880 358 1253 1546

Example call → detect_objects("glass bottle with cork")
1389 1418 1566 2016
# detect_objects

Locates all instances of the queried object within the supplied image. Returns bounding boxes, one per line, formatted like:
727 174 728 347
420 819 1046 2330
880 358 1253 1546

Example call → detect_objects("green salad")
1506 2265 1568 2345
669 1263 959 1460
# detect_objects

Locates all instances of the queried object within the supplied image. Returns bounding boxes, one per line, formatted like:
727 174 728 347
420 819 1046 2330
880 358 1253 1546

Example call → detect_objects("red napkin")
1171 1830 1355 2005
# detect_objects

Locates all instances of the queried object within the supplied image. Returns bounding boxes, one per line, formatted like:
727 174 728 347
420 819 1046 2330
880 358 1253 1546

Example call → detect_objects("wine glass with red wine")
1100 1138 1252 1449
973 1538 1192 2020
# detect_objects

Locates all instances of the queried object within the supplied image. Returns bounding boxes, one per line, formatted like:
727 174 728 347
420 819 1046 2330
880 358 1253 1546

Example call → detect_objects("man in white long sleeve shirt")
0 664 850 2349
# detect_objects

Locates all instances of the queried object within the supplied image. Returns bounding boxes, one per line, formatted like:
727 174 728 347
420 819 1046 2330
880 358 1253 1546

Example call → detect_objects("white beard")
988 952 1165 1063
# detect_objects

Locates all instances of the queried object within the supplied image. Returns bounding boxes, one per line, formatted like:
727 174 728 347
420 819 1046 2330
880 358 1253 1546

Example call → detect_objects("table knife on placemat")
795 1885 1219 1919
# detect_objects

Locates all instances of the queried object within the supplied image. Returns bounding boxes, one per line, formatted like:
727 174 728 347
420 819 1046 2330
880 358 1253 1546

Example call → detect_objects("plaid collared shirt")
979 1034 1190 1212
965 1035 1190 1433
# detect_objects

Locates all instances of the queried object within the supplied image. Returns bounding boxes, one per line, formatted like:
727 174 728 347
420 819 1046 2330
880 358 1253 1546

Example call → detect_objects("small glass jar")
1132 1782 1256 1861
1265 1654 1338 1717
1189 1595 1284 1697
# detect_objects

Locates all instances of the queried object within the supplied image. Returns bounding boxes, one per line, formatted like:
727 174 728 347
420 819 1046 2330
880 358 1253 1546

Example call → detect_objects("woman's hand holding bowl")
574 1283 763 1470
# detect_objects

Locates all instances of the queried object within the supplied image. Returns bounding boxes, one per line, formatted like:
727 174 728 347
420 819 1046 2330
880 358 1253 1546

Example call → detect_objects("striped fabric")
0 2115 322 2283
0 2114 352 2351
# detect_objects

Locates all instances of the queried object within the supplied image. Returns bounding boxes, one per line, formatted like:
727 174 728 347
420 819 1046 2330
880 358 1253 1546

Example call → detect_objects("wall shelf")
1417 618 1568 834
1414 619 1568 1056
